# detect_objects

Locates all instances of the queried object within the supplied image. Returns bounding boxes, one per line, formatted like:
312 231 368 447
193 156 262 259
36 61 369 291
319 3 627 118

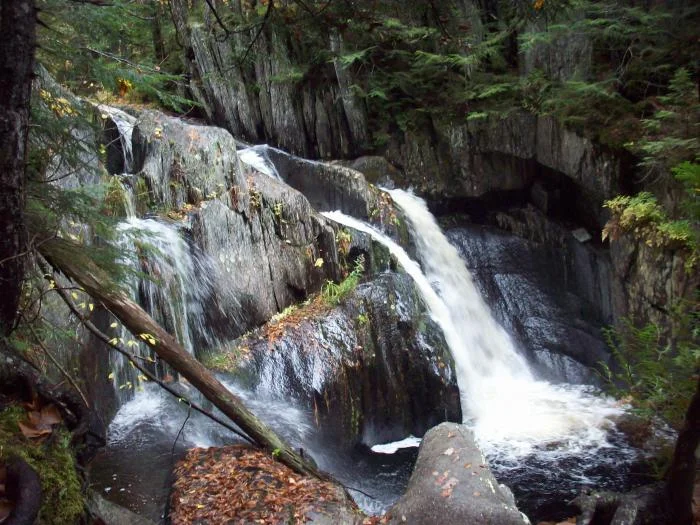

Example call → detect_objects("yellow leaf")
71 291 78 299
108 372 115 380
108 337 119 345
314 258 324 268
89 304 94 311
110 322 118 328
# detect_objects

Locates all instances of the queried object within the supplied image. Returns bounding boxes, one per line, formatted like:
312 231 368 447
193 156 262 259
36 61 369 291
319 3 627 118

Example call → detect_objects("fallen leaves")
18 400 62 440
170 445 345 524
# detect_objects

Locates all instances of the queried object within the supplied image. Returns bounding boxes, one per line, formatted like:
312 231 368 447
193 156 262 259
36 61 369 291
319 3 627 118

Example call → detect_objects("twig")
204 0 231 39
38 257 254 444
25 321 91 408
241 0 274 64
344 484 379 500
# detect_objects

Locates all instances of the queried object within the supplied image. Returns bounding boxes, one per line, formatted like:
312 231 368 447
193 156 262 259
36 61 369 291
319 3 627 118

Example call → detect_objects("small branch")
204 0 231 39
26 321 90 409
241 0 274 64
82 47 180 78
39 258 254 444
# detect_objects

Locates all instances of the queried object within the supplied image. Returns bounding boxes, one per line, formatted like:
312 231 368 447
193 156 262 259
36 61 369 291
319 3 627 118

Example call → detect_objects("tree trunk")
39 237 323 479
151 2 167 64
0 0 36 335
663 375 700 525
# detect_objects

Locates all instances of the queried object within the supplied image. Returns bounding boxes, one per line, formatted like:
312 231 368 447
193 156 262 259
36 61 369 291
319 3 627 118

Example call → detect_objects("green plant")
600 317 699 429
335 228 352 257
272 201 286 224
603 192 697 271
322 255 365 306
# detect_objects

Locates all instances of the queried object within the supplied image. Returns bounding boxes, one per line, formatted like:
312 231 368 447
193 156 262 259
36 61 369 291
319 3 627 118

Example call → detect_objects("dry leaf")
18 421 52 439
40 404 62 425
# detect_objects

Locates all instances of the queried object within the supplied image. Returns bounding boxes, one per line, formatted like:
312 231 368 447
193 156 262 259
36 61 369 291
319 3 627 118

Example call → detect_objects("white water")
371 436 422 454
109 380 314 450
98 105 136 173
238 146 283 181
323 190 628 460
116 218 214 355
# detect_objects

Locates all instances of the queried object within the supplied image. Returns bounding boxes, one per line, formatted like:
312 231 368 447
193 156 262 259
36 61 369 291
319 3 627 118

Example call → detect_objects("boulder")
189 171 340 339
87 491 157 525
388 422 529 525
219 272 461 448
130 109 250 213
239 144 376 219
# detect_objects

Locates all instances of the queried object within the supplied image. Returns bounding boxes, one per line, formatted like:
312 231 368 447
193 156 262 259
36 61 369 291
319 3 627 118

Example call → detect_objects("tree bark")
663 375 700 525
151 1 167 64
39 237 323 479
0 0 36 335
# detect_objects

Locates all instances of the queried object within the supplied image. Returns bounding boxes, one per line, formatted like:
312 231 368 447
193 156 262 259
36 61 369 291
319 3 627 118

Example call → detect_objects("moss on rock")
0 406 84 525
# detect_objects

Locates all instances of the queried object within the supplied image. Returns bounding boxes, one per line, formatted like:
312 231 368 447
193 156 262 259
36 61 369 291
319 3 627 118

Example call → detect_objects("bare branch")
241 0 274 64
25 320 91 408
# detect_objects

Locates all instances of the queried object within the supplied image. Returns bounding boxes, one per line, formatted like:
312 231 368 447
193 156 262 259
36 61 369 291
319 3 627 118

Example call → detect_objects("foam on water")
371 436 422 454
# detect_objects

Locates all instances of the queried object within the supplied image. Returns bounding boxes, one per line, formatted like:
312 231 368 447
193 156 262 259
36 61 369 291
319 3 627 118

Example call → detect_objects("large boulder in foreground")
388 422 529 525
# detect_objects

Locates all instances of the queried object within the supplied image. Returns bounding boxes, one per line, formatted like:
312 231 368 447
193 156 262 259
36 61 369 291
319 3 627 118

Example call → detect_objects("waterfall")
238 145 283 181
116 218 215 355
108 218 217 401
98 104 136 173
323 189 627 460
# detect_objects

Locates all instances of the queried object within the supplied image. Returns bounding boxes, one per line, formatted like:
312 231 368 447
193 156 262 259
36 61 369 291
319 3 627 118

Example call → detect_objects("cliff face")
169 1 368 160
169 0 695 333
169 1 618 220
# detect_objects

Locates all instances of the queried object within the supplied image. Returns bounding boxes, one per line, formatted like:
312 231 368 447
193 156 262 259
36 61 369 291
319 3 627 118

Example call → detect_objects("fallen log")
39 238 322 479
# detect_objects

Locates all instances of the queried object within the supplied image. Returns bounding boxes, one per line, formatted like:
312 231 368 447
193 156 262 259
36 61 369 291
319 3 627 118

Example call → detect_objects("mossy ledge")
0 406 84 524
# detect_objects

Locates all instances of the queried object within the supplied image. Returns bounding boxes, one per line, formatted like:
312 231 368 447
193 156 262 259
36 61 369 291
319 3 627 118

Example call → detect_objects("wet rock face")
610 237 700 332
240 145 375 219
387 422 529 525
130 110 250 213
228 272 461 448
446 224 611 383
190 172 340 339
169 2 368 160
384 113 621 229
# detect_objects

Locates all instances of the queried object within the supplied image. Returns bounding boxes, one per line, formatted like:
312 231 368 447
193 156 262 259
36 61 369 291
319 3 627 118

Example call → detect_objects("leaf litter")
170 445 348 524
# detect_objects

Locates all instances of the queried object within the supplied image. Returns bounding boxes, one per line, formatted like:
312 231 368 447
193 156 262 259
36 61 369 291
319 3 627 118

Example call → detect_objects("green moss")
0 406 85 525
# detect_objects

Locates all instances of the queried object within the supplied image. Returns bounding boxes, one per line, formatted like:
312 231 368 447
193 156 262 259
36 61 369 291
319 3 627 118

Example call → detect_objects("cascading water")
98 105 136 173
238 145 283 181
323 189 639 517
106 215 230 405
